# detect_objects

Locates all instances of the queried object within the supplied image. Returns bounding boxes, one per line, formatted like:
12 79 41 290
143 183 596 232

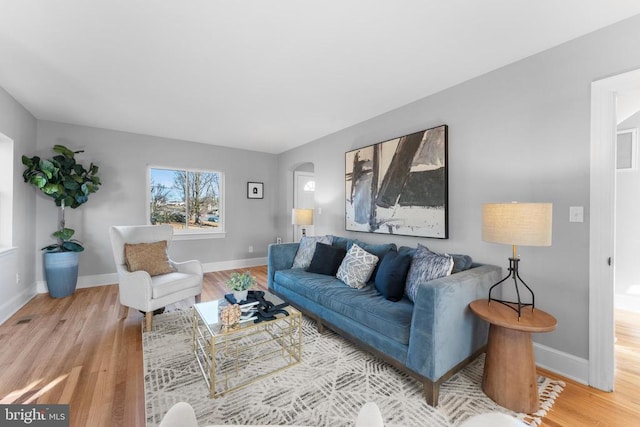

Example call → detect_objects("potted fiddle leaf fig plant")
22 144 101 298
226 271 256 302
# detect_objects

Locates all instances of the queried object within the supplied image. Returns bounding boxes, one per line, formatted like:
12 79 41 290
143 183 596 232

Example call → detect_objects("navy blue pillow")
307 243 347 276
451 254 473 273
374 251 412 301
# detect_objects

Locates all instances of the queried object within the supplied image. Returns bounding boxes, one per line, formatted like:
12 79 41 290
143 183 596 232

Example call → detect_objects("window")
617 129 637 171
148 167 224 238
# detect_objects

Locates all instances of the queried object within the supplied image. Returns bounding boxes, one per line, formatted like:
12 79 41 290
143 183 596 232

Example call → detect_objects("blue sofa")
267 236 502 406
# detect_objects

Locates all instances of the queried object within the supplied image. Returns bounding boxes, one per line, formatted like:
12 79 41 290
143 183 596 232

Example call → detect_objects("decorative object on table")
482 202 553 317
225 270 256 302
247 182 263 199
345 124 448 239
144 311 564 426
219 304 241 327
22 144 101 298
291 208 313 238
224 290 289 323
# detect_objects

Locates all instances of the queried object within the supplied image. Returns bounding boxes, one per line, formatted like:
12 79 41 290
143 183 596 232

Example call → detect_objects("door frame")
293 170 315 241
589 67 640 391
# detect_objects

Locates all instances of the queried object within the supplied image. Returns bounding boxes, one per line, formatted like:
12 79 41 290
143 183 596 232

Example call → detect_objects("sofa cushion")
451 254 473 273
330 236 354 250
336 243 379 289
273 269 413 345
405 244 453 302
292 235 332 269
124 240 175 276
307 243 347 275
351 240 397 280
374 251 412 301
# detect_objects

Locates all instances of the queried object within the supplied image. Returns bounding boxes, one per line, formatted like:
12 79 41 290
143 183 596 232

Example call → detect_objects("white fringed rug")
143 311 564 427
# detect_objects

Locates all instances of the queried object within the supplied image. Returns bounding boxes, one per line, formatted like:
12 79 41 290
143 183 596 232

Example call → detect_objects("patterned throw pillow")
124 240 175 276
292 235 333 269
405 244 453 302
336 243 379 289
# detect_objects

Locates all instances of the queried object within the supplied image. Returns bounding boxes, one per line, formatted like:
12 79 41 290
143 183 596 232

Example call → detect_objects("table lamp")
292 208 313 237
482 202 552 317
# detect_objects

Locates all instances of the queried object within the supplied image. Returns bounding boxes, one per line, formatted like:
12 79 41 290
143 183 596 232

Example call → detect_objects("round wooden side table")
469 299 557 414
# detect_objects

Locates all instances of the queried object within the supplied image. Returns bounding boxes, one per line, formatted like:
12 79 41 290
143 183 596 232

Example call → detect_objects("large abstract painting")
345 125 448 238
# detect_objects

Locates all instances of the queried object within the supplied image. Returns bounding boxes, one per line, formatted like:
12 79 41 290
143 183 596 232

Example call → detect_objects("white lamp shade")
482 202 552 246
292 208 314 226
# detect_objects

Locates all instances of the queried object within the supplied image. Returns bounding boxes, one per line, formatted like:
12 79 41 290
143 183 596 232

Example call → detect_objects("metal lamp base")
488 257 535 318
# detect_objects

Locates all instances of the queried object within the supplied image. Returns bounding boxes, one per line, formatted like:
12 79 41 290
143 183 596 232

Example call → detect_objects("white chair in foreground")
158 401 384 427
109 225 203 331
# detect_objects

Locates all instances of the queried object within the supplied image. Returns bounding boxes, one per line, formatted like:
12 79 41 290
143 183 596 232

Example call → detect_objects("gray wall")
0 86 37 321
615 109 640 303
276 14 640 361
34 121 279 280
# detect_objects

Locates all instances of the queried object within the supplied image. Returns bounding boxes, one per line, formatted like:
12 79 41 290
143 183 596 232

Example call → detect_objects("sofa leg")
145 312 153 331
423 380 439 406
316 320 325 334
195 294 202 303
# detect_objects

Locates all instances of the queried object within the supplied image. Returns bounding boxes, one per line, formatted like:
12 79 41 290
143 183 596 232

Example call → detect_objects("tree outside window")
149 167 223 232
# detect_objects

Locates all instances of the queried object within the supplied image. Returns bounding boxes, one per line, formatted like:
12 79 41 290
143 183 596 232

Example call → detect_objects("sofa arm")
406 264 502 381
267 243 299 288
116 264 154 311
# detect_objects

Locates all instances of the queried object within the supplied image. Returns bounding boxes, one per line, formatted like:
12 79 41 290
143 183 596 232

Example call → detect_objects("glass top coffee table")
192 291 302 397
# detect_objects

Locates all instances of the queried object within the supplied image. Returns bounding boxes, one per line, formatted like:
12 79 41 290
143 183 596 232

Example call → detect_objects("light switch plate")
570 206 584 223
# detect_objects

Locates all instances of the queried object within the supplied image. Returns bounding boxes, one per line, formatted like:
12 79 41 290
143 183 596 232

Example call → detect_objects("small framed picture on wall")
247 182 264 199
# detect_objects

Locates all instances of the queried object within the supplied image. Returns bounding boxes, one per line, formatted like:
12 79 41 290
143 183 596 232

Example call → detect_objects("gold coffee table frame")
192 293 302 398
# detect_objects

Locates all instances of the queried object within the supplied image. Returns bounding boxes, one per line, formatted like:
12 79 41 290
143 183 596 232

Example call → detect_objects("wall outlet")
248 245 254 253
276 237 282 244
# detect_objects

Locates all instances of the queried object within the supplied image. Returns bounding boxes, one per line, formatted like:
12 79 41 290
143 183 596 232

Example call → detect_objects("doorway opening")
293 164 315 242
590 68 640 392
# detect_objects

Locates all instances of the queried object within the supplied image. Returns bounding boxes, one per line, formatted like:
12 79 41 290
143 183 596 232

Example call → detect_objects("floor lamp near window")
482 202 552 318
292 208 313 238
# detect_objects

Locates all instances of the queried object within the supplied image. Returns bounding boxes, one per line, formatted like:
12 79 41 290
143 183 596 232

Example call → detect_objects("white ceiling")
2 1 640 154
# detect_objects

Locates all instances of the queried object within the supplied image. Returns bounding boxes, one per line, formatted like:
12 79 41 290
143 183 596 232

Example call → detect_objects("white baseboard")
36 257 269 293
201 257 268 273
0 286 37 325
534 342 589 385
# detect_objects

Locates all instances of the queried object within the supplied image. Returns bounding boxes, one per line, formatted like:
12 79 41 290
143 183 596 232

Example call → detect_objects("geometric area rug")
143 311 564 427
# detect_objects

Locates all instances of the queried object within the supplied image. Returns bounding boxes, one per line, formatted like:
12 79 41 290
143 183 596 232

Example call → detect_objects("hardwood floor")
0 266 638 426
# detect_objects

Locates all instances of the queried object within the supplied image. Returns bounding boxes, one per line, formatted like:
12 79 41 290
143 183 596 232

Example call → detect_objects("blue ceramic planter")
43 251 79 298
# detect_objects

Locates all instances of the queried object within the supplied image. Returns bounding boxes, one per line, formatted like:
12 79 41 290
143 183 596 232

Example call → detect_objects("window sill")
173 232 226 241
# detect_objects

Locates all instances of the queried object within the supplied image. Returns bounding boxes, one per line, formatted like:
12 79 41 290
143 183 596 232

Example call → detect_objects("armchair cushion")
125 240 175 276
152 272 202 299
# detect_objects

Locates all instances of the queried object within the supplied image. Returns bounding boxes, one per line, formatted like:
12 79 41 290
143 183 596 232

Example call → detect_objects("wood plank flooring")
0 265 638 426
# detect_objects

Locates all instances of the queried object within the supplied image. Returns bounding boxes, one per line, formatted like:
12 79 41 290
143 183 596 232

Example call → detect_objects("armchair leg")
195 294 202 304
119 304 129 319
145 312 153 331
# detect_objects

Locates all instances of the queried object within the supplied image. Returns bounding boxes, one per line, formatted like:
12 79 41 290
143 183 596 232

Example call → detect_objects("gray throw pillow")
405 244 453 302
336 243 379 289
292 235 333 269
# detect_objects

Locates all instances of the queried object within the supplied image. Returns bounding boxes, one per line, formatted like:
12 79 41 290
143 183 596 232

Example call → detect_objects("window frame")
616 128 638 172
146 165 226 240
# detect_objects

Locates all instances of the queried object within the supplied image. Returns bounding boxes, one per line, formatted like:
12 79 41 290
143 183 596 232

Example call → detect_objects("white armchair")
109 225 203 331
